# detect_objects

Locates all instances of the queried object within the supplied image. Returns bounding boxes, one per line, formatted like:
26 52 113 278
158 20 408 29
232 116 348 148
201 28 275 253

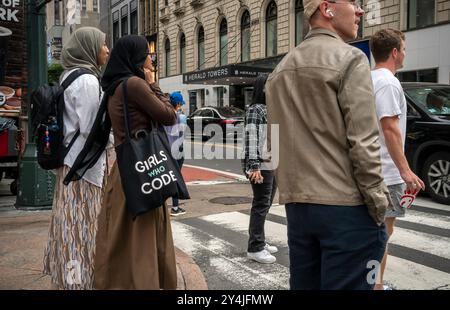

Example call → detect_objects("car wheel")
10 179 17 196
422 152 450 205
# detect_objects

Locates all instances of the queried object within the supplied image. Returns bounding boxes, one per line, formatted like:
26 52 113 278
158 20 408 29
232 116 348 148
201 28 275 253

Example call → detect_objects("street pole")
15 0 55 210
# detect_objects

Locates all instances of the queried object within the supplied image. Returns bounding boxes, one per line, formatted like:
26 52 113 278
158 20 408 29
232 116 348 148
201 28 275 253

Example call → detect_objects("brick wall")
438 0 450 23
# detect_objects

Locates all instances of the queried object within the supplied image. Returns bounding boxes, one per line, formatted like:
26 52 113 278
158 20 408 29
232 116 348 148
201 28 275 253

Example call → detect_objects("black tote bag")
115 79 190 218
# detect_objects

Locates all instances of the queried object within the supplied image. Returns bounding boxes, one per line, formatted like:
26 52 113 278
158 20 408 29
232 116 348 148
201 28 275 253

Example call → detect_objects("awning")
182 64 272 85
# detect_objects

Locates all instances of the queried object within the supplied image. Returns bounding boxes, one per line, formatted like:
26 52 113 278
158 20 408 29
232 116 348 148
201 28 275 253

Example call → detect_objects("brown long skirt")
94 162 177 289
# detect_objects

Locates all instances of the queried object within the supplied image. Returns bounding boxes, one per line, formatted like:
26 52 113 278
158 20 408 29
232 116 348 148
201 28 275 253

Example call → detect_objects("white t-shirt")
371 68 407 186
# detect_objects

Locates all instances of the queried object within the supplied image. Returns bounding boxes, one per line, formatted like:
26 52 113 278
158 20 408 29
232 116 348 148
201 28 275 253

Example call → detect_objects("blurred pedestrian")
243 74 278 264
164 91 187 216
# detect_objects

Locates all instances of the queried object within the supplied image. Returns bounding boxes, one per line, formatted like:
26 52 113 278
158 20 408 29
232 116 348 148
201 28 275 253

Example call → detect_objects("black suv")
403 83 450 205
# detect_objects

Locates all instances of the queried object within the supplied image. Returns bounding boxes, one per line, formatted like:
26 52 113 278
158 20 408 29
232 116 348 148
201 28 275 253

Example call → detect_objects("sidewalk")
0 165 249 290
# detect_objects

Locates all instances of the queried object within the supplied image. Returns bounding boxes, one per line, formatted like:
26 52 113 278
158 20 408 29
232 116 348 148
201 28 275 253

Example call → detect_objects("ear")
392 47 398 59
317 1 333 19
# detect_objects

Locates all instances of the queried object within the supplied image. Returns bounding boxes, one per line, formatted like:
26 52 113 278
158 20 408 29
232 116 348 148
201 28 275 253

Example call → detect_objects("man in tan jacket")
266 0 391 289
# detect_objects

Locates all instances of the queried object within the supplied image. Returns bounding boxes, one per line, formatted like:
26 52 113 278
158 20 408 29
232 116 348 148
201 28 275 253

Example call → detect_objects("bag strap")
121 78 132 142
61 68 92 90
61 69 92 152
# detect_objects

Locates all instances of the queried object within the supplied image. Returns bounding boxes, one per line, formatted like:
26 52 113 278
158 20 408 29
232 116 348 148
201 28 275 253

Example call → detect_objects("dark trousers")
248 170 277 253
285 203 387 290
172 158 184 208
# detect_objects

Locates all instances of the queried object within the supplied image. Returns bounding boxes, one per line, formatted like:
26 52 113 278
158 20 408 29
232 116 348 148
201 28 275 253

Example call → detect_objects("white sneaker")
264 243 278 254
247 249 276 264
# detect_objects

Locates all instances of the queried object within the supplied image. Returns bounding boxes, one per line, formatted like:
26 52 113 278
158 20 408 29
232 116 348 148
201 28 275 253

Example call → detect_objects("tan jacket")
266 28 391 223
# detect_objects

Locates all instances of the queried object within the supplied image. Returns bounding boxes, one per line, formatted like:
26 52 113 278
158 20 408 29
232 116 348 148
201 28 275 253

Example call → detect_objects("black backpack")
31 69 93 170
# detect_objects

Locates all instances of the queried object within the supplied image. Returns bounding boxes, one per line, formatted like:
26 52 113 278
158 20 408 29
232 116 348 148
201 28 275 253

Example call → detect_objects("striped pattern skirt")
43 165 104 290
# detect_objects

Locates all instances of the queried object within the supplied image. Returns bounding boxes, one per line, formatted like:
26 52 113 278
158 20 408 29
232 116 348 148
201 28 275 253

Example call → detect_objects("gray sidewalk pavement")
0 176 256 290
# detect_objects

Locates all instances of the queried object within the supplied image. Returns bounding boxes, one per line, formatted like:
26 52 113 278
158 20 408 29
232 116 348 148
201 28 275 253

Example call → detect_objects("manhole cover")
209 196 252 205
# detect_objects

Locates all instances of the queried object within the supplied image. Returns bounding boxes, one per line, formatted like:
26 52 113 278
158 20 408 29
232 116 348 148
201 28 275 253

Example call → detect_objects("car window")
407 103 420 117
190 110 202 117
405 86 450 115
212 110 220 118
216 106 244 118
200 109 213 117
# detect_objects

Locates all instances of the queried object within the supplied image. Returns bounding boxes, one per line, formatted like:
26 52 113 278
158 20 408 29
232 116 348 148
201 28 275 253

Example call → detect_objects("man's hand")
401 169 425 193
249 170 263 184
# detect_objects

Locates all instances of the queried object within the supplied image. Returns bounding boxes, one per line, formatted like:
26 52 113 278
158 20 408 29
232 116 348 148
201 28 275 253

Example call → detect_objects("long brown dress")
94 77 178 289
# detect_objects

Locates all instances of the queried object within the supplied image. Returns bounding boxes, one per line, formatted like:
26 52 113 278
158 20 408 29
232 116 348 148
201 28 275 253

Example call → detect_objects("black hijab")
63 35 149 185
101 35 149 96
251 74 269 105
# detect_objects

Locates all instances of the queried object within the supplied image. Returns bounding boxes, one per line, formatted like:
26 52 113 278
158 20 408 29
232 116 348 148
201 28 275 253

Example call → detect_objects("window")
121 16 128 36
93 0 98 12
407 0 435 29
295 0 304 45
198 26 205 70
82 0 86 11
180 33 186 74
219 19 228 66
113 21 119 45
397 68 438 83
405 86 450 116
121 6 128 36
200 109 214 117
130 10 138 34
241 10 251 62
165 38 171 76
266 1 277 57
54 0 60 26
357 0 364 38
216 87 224 107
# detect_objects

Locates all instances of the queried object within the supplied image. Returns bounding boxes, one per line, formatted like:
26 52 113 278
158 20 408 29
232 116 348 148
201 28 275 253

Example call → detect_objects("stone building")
157 0 450 114
46 0 102 63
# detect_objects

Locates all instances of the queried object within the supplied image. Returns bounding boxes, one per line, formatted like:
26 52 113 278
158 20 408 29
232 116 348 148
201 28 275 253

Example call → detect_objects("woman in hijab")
43 27 110 290
94 35 177 290
242 74 278 264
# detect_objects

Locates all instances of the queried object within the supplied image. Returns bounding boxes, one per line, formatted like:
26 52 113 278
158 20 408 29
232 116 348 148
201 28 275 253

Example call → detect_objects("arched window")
295 0 304 46
241 10 251 62
219 18 228 66
180 33 186 74
198 26 205 70
266 1 277 57
164 38 170 77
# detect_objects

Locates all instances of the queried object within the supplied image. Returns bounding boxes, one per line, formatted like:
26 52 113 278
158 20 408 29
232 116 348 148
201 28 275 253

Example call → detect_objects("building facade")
158 0 450 115
46 0 102 64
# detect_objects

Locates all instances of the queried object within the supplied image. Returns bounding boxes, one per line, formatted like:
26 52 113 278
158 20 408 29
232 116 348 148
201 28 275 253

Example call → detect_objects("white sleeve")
74 76 101 138
375 84 402 120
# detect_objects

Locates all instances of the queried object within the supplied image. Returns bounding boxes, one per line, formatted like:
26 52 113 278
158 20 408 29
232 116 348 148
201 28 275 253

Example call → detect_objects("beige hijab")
61 27 105 78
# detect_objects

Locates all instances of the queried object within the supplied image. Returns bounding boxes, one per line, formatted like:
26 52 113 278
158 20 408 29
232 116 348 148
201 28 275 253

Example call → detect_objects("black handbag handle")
121 79 159 142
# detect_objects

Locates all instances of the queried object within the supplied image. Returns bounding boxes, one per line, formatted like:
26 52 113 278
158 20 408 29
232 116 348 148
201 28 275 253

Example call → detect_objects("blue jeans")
172 158 184 208
285 203 387 290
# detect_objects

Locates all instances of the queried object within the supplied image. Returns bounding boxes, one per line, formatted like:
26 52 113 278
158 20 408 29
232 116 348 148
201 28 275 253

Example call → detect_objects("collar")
305 28 344 42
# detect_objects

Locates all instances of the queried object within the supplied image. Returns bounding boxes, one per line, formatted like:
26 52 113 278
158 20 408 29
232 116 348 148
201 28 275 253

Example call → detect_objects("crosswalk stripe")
398 210 450 230
171 221 290 289
201 211 288 246
385 255 450 290
173 203 450 289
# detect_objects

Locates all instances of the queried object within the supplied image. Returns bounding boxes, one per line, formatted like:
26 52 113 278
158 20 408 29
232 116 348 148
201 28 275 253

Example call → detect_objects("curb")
175 247 208 290
183 164 247 182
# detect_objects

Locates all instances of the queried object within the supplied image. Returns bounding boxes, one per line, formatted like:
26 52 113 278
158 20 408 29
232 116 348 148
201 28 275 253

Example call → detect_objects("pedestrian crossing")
172 204 450 290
